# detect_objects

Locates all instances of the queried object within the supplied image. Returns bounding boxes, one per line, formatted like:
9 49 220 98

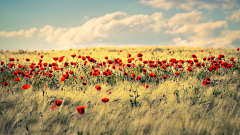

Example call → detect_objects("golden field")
0 46 239 135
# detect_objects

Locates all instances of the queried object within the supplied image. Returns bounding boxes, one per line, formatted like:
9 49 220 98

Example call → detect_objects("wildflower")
9 58 15 61
9 63 15 69
131 73 136 78
135 76 141 81
175 72 179 76
163 76 167 79
143 84 149 88
15 77 20 82
177 65 183 68
101 98 109 103
137 53 143 57
22 84 31 90
95 85 101 91
77 106 85 114
191 54 197 58
60 77 65 83
54 100 62 106
69 71 74 74
51 105 57 110
71 54 76 58
3 82 9 86
26 58 30 61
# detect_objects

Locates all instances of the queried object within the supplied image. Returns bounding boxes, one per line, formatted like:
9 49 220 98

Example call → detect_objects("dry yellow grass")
0 46 239 135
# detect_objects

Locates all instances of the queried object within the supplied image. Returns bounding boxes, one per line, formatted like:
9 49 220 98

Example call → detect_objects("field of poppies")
0 46 239 135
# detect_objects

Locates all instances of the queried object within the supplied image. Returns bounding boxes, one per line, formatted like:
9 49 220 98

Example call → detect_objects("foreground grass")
0 46 240 135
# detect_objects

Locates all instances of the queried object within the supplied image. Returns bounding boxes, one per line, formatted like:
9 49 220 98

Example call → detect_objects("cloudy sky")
0 0 240 51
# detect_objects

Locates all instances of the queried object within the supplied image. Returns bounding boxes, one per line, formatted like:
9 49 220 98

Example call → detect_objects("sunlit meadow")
0 46 240 135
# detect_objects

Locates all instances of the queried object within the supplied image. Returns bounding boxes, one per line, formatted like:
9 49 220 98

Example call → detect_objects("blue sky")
0 0 240 51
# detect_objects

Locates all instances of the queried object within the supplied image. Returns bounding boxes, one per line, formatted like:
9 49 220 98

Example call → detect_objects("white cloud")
0 11 168 46
0 29 24 37
139 0 240 11
0 11 239 49
25 27 38 38
170 27 240 48
166 20 228 39
225 9 240 21
168 10 205 25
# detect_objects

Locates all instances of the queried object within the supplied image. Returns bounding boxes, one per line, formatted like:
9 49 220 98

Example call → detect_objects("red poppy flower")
3 82 9 86
58 57 64 62
40 55 44 58
74 76 77 79
202 81 210 86
119 50 122 52
201 50 203 52
22 84 31 90
131 73 136 78
175 72 179 76
137 53 143 57
161 65 166 69
51 105 57 110
53 57 58 61
196 62 201 68
77 106 85 114
107 91 112 95
177 65 183 68
71 54 76 58
135 76 141 81
26 58 30 61
237 48 239 51
127 54 131 58
101 98 109 103
1 61 4 65
95 85 101 91
82 82 87 85
69 71 74 74
143 84 149 88
191 54 197 58
0 68 4 71
54 100 62 106
9 63 15 69
15 77 20 82
205 77 211 82
9 58 15 61
188 67 193 72
80 76 83 79
163 76 167 79
60 77 65 83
